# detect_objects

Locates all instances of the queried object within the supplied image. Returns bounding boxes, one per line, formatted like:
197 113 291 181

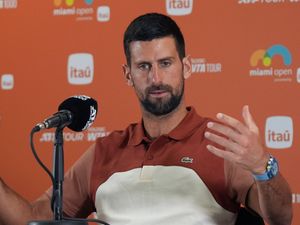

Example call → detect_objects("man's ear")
182 55 192 80
122 64 133 86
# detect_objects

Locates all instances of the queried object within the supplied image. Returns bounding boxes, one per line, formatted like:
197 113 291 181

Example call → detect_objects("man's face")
124 37 190 116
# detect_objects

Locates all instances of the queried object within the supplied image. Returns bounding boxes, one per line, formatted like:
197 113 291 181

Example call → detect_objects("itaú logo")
166 0 193 16
67 53 94 85
0 0 17 9
1 74 14 90
97 6 110 22
265 116 293 149
297 67 300 83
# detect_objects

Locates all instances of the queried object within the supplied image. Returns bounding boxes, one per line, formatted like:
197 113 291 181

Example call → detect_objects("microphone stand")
28 126 87 225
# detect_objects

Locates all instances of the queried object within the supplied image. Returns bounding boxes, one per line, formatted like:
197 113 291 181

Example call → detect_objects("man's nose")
150 65 162 84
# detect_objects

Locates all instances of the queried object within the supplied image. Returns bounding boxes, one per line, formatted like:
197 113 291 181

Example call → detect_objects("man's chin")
143 103 176 116
141 93 183 116
147 96 170 104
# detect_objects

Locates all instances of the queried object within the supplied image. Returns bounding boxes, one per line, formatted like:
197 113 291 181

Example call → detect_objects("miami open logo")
53 0 95 20
54 0 94 7
250 44 292 67
249 44 293 82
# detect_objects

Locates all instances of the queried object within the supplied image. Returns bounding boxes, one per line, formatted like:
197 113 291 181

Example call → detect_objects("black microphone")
34 95 98 132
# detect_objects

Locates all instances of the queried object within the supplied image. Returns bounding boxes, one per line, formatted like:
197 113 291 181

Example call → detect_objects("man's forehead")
129 37 178 61
129 36 176 48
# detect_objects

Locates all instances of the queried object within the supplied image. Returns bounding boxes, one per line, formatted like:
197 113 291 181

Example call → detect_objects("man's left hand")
204 105 269 174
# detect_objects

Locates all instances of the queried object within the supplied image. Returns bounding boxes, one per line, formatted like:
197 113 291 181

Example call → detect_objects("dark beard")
141 83 184 116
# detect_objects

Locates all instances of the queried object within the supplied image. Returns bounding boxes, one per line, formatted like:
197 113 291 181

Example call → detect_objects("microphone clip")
34 110 73 132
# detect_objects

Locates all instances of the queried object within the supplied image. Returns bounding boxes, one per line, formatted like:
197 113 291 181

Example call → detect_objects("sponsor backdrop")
1 0 299 224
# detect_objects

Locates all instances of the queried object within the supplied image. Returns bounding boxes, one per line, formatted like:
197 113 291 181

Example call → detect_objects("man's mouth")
148 90 169 98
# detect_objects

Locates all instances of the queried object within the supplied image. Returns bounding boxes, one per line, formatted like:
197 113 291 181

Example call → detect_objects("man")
0 13 292 225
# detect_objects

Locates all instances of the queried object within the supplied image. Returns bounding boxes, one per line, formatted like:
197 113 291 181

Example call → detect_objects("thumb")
242 105 259 134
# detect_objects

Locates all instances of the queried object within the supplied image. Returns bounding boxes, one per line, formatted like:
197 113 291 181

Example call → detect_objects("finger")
242 105 259 134
216 113 248 135
207 122 247 146
204 131 242 154
206 144 237 162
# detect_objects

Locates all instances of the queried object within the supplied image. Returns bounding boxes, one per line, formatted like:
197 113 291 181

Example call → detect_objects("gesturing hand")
204 105 269 174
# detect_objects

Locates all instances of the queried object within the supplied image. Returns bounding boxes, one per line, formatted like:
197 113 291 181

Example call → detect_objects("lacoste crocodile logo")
181 156 193 163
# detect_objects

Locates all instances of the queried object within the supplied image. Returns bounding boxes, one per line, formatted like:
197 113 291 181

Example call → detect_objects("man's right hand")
0 178 52 225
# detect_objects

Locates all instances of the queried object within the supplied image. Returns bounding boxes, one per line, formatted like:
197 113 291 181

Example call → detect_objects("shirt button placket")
145 136 168 162
147 154 154 160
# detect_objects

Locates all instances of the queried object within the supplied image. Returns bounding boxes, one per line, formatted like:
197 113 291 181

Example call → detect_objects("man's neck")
142 101 188 139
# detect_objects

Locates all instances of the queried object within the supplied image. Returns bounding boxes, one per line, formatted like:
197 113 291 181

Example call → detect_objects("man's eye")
160 60 171 67
139 64 151 71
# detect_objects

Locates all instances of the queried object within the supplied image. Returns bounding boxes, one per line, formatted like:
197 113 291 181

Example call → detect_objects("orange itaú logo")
250 44 292 67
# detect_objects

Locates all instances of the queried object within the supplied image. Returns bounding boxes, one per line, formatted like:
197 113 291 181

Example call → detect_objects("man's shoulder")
95 122 138 145
183 107 214 131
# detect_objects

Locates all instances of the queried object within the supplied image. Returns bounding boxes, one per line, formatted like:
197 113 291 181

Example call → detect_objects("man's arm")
247 174 292 225
204 105 293 225
0 178 52 225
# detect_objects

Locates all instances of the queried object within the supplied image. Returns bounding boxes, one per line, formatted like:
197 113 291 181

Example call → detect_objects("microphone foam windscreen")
58 95 98 132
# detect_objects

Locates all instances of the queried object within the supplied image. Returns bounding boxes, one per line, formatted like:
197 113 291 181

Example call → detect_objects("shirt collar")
128 106 205 146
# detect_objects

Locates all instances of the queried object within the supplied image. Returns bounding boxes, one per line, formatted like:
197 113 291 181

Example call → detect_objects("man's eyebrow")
134 60 151 65
158 57 175 62
133 57 175 65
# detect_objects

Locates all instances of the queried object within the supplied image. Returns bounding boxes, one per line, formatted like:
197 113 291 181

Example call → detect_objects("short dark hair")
123 13 186 66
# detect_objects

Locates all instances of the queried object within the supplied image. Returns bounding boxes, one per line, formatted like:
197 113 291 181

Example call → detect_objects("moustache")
146 84 173 94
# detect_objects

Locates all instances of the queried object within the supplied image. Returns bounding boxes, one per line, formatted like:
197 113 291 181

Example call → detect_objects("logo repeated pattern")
1 2 300 221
